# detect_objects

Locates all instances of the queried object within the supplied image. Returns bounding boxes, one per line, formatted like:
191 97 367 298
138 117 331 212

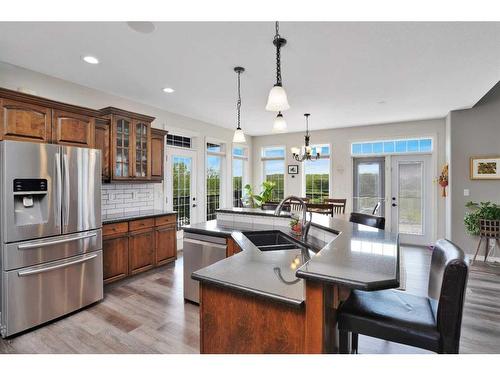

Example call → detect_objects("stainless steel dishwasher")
183 232 227 303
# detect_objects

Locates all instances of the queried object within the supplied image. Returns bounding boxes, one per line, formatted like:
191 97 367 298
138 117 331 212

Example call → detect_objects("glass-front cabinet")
114 117 132 178
134 121 150 178
100 107 156 182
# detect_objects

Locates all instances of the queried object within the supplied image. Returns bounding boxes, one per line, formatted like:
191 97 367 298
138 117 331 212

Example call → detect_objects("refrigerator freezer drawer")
1 250 103 337
3 229 102 271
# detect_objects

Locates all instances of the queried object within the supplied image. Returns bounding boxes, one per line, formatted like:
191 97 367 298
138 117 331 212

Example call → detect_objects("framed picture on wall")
288 165 299 174
470 156 500 180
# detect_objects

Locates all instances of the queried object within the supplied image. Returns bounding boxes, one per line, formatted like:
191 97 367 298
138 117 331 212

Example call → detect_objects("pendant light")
232 66 246 143
272 111 287 133
292 114 321 162
266 21 290 112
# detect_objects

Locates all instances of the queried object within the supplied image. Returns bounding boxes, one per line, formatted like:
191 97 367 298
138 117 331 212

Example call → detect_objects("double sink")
243 230 310 252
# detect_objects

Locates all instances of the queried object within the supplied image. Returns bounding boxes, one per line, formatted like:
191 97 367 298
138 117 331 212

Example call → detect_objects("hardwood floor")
0 246 499 354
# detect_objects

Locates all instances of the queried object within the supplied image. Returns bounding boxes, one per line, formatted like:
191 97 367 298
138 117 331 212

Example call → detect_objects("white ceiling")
1 22 500 135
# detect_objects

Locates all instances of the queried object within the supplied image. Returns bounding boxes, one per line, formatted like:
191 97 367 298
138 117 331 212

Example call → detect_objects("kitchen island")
186 208 400 354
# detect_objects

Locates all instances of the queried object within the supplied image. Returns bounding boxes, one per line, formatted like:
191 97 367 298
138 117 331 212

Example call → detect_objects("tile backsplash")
102 183 156 215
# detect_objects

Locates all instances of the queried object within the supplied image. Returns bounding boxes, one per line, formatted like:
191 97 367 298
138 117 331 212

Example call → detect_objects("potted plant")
464 201 500 236
243 181 276 208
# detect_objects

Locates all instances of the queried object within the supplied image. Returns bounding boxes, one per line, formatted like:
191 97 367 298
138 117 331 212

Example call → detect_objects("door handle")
55 152 62 229
192 204 197 207
17 253 98 277
17 232 98 250
62 153 70 229
392 203 397 207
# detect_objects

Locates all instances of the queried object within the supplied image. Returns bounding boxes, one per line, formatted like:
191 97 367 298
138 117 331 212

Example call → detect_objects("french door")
390 155 432 245
165 147 197 226
353 157 385 216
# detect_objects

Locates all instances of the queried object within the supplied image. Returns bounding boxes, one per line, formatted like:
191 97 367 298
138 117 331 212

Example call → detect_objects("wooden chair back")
306 203 334 217
324 198 346 214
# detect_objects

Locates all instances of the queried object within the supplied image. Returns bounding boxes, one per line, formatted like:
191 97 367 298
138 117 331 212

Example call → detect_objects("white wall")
252 118 447 240
0 61 253 222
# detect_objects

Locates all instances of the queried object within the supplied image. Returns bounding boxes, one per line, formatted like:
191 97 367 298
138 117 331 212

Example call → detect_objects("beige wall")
252 118 447 241
448 90 500 254
0 61 252 222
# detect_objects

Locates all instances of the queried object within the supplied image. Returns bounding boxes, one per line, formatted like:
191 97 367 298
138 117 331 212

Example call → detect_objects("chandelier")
292 114 321 162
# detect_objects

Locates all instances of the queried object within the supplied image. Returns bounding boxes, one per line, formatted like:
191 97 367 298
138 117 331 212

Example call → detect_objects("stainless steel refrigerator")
0 140 103 337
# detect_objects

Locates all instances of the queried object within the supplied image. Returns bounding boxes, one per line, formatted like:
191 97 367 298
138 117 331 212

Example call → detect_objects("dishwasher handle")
184 238 227 249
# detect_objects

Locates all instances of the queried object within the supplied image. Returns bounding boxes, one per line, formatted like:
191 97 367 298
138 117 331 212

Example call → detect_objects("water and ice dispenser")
13 178 49 226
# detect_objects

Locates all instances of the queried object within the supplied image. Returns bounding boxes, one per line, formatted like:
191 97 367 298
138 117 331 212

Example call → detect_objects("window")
351 138 433 156
167 134 191 148
206 142 225 221
232 146 247 207
261 146 285 201
304 145 330 203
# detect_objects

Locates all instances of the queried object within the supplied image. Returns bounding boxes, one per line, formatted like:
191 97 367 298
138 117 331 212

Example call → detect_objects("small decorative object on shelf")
438 164 448 197
289 218 302 236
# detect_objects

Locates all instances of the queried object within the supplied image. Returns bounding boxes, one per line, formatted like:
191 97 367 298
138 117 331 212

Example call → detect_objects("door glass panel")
207 155 222 220
173 156 192 226
353 158 385 215
398 162 423 235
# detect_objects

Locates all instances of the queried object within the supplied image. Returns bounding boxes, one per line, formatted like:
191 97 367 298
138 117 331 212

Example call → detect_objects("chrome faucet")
274 195 312 242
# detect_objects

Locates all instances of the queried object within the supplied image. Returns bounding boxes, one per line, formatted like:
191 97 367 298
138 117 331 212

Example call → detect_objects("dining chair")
349 212 385 230
338 239 469 354
324 198 346 214
289 197 309 212
306 203 334 217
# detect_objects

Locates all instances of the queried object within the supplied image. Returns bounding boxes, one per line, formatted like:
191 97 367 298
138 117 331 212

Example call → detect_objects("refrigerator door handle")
55 151 62 230
17 253 98 277
17 231 98 250
62 153 70 230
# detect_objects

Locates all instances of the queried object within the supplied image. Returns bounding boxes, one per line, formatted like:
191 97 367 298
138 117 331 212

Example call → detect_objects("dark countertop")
191 231 312 306
102 209 176 224
188 208 399 306
182 221 235 238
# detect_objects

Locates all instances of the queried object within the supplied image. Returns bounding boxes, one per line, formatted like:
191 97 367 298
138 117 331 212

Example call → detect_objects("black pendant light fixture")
292 114 321 162
232 66 246 143
266 21 290 133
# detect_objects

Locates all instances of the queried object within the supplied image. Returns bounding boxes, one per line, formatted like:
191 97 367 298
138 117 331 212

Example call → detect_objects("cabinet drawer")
103 222 129 237
155 215 176 227
129 218 154 231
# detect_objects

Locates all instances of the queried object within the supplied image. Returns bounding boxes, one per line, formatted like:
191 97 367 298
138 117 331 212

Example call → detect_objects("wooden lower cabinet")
102 214 177 284
103 234 129 284
155 224 176 265
129 228 155 275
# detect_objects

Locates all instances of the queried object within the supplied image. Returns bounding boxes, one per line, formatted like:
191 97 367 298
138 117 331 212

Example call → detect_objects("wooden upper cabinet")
0 98 51 142
100 107 156 182
52 109 95 148
111 116 133 180
0 88 100 147
133 120 151 179
94 117 110 181
151 128 167 181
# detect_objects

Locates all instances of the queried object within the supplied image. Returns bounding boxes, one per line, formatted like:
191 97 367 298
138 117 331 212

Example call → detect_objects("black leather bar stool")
349 212 385 230
338 239 469 354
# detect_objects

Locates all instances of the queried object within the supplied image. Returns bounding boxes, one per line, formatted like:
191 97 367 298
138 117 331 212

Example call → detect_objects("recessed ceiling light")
127 22 156 34
82 56 99 65
377 100 386 104
162 87 175 93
